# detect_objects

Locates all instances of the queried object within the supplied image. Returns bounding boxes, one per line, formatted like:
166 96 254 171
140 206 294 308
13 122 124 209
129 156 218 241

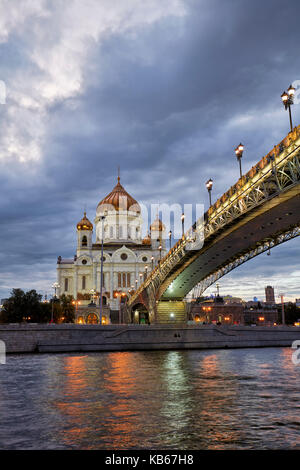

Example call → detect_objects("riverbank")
0 323 300 353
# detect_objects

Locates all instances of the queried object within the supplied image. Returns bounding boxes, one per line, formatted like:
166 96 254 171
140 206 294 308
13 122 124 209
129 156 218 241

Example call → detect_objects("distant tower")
76 212 93 256
265 285 275 304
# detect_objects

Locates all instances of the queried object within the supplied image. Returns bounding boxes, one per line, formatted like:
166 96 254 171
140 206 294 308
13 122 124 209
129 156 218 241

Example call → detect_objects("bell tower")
76 212 93 256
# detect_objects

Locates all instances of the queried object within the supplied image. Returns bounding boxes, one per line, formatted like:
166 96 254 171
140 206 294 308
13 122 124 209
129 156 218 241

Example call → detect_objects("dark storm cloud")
0 0 300 299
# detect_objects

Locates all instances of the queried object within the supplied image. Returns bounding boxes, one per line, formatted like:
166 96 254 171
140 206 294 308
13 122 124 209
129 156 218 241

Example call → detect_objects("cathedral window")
110 226 114 238
119 226 123 239
64 278 68 292
117 272 131 288
82 236 87 247
82 276 86 290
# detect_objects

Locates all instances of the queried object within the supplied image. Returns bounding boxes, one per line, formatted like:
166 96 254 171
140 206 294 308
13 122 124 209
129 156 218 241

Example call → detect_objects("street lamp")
51 282 60 323
281 84 295 132
205 179 213 207
234 143 244 178
278 293 285 325
151 256 154 270
72 300 81 320
99 214 106 325
115 292 126 324
181 213 185 237
158 243 162 261
168 230 172 250
90 289 96 306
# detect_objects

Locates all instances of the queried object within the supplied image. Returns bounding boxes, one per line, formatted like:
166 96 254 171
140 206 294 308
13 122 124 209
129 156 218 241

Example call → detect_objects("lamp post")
72 300 81 321
90 289 96 306
158 243 162 262
151 256 154 270
168 230 172 250
234 143 244 178
99 215 106 325
205 179 213 207
279 293 285 325
181 213 185 237
281 85 295 132
51 282 60 323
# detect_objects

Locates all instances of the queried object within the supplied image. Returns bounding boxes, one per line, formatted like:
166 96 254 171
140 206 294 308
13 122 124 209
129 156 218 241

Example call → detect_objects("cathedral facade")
56 176 166 324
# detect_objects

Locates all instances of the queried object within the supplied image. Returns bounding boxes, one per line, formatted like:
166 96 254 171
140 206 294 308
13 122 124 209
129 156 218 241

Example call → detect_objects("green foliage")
0 289 75 324
278 302 300 325
57 294 75 323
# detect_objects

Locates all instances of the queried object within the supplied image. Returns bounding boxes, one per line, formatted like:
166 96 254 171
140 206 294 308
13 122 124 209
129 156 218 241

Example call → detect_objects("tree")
57 294 75 323
0 289 43 323
0 289 75 324
281 302 300 325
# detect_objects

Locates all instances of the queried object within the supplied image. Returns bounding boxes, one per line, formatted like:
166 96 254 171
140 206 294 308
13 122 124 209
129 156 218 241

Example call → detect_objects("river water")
0 348 299 450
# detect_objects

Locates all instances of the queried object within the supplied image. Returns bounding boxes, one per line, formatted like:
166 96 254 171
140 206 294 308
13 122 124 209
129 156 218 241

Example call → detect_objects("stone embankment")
0 323 300 353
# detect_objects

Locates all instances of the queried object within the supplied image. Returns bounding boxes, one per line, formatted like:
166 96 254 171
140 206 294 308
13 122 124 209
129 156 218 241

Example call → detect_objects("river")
0 348 299 449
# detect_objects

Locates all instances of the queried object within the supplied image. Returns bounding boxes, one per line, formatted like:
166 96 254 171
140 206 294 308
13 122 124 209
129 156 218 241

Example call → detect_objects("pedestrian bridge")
127 126 300 324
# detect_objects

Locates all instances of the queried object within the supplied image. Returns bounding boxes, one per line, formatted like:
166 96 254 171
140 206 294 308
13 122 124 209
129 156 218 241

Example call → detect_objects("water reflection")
0 348 299 449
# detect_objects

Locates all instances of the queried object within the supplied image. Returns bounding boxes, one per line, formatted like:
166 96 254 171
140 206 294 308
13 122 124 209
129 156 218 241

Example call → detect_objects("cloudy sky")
0 0 300 302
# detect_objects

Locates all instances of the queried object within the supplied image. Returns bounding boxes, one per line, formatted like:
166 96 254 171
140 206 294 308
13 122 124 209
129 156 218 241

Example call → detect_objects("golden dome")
97 177 140 213
150 216 165 232
142 232 151 245
77 212 93 231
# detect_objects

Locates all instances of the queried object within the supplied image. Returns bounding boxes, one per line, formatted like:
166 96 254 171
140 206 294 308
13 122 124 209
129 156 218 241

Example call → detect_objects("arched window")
82 276 86 290
82 236 87 247
119 226 123 239
64 278 68 292
109 226 114 238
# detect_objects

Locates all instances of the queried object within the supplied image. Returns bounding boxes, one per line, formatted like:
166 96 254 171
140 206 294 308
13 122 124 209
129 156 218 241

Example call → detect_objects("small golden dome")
150 216 165 232
142 232 151 245
96 177 140 214
77 212 93 231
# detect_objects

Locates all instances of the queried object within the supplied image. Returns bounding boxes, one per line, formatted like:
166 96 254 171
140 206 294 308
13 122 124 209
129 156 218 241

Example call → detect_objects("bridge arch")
130 302 150 324
128 127 300 323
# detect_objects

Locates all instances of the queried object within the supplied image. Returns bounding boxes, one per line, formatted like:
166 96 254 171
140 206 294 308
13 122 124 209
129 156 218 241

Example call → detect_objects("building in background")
189 294 278 325
56 176 167 324
189 296 244 325
265 285 275 304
